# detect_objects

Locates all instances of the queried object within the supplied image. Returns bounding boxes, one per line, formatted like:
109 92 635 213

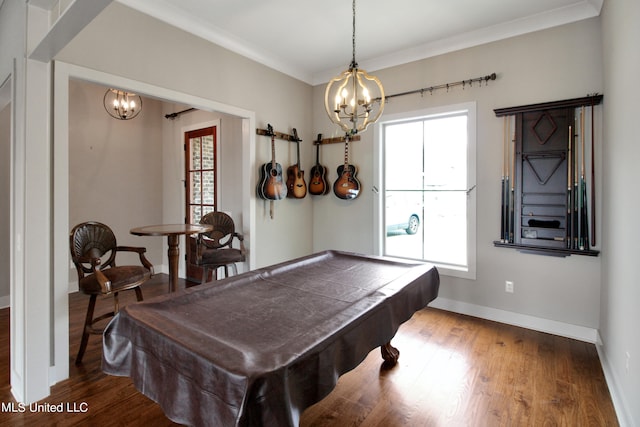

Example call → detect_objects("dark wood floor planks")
0 274 618 426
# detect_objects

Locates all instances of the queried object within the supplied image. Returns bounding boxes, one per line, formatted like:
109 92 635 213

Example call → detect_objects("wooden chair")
190 212 246 283
69 221 153 365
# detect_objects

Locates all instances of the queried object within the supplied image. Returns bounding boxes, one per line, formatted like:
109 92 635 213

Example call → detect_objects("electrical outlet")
505 281 514 293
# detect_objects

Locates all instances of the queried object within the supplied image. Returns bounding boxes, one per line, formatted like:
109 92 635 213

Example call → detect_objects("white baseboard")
430 297 599 343
0 295 9 309
68 280 78 293
155 263 168 275
596 344 634 427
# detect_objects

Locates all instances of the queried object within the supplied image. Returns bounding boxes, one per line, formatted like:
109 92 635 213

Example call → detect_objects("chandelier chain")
351 0 357 69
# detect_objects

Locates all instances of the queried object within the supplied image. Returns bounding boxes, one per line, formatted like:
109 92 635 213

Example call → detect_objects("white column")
10 3 52 404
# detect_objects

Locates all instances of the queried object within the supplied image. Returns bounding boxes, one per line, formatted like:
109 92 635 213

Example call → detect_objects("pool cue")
573 118 579 250
580 106 589 250
501 116 506 242
577 109 582 249
566 125 572 249
574 167 579 249
505 116 512 243
509 116 515 243
504 116 511 243
590 100 596 247
504 116 510 243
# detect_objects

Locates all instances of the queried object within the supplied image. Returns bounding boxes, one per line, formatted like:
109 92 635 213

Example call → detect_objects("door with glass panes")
185 126 217 282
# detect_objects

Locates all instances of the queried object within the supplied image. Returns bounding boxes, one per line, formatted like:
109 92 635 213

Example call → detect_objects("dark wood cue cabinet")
494 95 602 257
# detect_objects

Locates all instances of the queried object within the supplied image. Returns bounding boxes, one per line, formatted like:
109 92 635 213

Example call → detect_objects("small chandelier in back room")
324 0 385 136
103 88 142 120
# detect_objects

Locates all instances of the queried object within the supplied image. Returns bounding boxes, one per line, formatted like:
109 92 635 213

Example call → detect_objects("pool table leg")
381 342 400 364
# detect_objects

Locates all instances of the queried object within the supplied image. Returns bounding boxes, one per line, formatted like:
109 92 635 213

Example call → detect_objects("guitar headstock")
266 124 274 137
291 128 301 143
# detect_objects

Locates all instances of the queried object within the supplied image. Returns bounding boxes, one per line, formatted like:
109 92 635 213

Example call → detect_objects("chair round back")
70 221 118 277
199 212 235 249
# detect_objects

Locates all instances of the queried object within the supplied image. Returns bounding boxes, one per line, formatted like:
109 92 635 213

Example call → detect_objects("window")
375 103 476 279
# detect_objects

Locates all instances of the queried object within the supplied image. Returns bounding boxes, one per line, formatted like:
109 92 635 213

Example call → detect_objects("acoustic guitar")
286 129 307 199
257 124 287 200
333 136 361 200
309 134 330 196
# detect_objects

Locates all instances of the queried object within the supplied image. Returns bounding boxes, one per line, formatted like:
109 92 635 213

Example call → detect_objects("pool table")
103 250 440 426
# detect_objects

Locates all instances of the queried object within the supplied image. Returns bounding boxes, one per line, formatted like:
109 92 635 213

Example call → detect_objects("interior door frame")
53 61 256 385
183 121 220 282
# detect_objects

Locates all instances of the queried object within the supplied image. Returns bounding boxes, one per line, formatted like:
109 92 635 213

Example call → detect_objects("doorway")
53 61 257 385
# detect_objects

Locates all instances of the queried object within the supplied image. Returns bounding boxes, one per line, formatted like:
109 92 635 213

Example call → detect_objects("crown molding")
313 0 603 84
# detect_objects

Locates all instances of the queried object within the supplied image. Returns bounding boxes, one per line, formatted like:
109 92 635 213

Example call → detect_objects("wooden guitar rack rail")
313 134 361 145
256 126 301 142
256 127 361 146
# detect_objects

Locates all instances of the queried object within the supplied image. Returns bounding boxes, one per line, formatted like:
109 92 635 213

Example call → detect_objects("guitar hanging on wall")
286 128 307 199
309 134 330 196
333 136 361 199
257 124 287 200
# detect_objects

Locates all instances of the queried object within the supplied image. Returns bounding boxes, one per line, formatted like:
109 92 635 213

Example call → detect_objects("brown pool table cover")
102 250 439 426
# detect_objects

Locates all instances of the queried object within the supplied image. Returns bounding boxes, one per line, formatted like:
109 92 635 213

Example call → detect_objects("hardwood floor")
0 274 618 426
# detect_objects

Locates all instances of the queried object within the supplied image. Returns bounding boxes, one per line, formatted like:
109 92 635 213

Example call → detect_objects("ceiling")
119 0 602 85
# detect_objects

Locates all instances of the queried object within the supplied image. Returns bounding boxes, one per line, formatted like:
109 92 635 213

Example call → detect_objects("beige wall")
4 0 638 418
160 106 244 225
312 17 604 331
600 0 640 425
68 80 248 280
68 79 164 274
56 2 314 269
58 3 606 331
0 0 25 83
160 105 246 275
3 0 637 420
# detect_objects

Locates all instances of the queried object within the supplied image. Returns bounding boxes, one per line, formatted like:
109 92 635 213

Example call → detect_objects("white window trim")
373 102 477 280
